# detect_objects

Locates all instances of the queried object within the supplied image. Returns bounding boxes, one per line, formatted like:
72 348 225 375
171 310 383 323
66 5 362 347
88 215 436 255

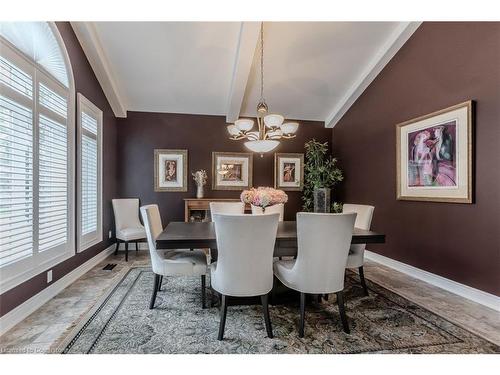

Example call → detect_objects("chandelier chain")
226 21 298 154
260 22 264 102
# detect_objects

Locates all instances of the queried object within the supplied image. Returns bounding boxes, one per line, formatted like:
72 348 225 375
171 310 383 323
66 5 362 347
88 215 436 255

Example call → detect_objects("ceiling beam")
70 22 127 118
325 22 422 128
225 22 261 123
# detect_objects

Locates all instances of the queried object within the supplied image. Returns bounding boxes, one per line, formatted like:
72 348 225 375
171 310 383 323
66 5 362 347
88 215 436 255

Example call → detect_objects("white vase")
196 185 204 199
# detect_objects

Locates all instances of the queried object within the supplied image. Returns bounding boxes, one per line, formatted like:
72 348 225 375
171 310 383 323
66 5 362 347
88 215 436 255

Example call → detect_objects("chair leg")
261 294 273 338
218 294 228 341
125 241 129 262
313 294 320 304
299 292 306 338
114 239 120 255
201 275 206 309
359 266 369 296
149 274 160 309
217 293 223 311
135 241 138 252
336 291 350 334
157 276 163 291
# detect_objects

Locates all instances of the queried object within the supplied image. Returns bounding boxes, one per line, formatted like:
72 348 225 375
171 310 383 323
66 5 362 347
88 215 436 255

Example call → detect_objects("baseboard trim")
0 244 116 336
365 250 500 312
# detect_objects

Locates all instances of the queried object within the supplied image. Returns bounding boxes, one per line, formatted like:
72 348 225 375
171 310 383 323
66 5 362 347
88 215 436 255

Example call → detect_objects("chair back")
251 203 284 221
209 201 245 215
212 213 279 297
140 204 164 274
342 204 374 266
112 198 142 231
293 212 356 294
342 204 374 231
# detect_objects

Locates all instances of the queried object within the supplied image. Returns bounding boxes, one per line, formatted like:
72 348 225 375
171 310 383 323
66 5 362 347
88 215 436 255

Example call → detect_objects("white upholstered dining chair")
140 204 208 310
251 203 284 221
211 213 280 340
112 198 146 261
342 204 375 296
209 201 245 215
273 212 356 337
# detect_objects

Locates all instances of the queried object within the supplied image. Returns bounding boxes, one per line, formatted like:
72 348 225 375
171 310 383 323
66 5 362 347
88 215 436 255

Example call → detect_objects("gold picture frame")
274 153 304 191
396 101 473 203
212 152 253 191
154 149 188 192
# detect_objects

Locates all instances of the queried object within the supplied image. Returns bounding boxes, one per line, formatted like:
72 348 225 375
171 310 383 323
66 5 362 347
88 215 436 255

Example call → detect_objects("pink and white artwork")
407 121 456 187
396 101 472 203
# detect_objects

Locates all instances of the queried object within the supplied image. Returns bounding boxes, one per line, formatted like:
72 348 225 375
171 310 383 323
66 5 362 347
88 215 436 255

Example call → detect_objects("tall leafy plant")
302 139 344 212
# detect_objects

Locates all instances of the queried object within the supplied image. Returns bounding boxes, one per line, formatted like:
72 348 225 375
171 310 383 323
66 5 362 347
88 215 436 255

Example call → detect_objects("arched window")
0 22 75 291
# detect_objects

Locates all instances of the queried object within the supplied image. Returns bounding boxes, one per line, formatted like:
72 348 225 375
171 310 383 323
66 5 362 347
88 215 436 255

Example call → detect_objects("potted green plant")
302 139 343 213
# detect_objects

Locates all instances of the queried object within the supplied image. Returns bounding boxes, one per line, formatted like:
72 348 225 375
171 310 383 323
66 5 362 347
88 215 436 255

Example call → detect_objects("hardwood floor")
0 251 498 353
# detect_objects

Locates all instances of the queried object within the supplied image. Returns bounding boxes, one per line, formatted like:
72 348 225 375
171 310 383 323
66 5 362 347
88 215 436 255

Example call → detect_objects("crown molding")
226 22 261 123
325 22 422 128
70 22 127 118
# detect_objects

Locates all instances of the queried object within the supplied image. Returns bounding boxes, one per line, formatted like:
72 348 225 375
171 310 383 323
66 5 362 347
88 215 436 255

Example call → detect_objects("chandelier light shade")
235 119 254 132
226 22 299 155
244 140 281 154
226 124 240 136
280 122 299 136
264 114 284 128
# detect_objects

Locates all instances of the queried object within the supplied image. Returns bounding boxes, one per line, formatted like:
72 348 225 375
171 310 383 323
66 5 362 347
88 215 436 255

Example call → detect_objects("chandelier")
227 22 299 155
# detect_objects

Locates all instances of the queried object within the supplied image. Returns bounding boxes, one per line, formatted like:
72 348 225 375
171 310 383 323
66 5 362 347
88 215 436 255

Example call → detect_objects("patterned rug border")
57 266 499 354
52 266 137 353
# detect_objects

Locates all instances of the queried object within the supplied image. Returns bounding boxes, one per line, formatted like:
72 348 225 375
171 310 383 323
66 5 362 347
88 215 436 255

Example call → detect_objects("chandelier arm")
257 115 264 140
229 135 250 141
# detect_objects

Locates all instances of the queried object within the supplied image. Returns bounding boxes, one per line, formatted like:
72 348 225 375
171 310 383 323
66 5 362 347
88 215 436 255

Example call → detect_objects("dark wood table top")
156 221 385 252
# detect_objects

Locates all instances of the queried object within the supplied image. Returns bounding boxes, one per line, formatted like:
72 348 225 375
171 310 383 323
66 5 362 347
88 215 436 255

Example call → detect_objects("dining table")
156 221 385 257
155 221 385 306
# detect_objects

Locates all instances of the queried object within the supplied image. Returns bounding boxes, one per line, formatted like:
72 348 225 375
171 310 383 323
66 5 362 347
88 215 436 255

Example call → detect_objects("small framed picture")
274 153 304 191
154 149 188 192
212 152 253 191
396 101 473 203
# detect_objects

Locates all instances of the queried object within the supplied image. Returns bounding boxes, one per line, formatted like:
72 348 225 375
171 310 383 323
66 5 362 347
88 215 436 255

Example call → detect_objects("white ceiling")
71 21 421 126
241 22 400 121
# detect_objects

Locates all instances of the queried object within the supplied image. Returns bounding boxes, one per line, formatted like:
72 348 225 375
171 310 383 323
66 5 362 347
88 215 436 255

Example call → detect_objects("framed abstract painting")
274 153 304 191
396 101 473 203
154 149 188 192
212 152 253 191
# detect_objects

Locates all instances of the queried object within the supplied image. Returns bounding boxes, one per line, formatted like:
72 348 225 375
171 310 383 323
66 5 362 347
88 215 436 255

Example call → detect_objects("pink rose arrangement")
240 187 288 209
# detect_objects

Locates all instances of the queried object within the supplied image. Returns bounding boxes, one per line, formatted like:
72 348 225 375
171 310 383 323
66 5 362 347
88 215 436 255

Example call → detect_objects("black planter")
313 188 331 213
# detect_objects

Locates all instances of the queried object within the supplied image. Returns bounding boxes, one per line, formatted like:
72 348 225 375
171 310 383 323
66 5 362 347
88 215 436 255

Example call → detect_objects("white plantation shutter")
77 94 102 251
0 22 74 293
0 55 33 98
38 114 68 252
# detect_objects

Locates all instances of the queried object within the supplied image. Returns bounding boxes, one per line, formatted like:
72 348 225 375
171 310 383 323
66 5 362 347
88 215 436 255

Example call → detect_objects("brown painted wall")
116 112 331 222
333 22 500 295
0 23 119 317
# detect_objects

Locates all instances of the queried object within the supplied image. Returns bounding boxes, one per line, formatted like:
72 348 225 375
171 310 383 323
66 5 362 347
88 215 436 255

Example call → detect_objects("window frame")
0 22 75 294
76 93 103 252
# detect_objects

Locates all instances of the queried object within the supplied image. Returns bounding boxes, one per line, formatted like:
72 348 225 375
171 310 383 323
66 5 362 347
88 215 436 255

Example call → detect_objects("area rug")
60 267 499 354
